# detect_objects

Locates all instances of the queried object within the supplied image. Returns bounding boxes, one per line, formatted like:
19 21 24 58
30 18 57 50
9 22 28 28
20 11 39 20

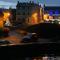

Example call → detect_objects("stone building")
16 1 42 27
9 8 16 25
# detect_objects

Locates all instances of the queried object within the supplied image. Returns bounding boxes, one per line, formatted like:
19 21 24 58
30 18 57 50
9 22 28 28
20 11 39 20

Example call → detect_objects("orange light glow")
43 14 49 21
32 13 38 24
0 12 10 28
7 13 10 16
3 12 10 21
49 16 53 19
0 20 4 28
0 17 4 28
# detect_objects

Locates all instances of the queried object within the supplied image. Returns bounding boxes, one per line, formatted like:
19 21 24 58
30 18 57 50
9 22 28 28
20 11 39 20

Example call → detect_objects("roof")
44 6 60 10
16 2 39 7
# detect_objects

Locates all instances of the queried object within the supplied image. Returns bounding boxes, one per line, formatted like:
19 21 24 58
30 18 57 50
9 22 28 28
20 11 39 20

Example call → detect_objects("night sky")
0 0 60 8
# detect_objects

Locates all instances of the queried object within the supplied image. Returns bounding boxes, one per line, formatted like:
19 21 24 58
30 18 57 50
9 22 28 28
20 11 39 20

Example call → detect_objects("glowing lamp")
8 13 10 16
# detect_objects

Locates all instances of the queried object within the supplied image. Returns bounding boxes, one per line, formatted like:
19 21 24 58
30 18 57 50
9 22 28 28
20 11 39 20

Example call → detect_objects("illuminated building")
0 8 15 27
16 1 41 26
40 6 44 21
4 18 12 26
43 13 49 21
49 16 53 19
44 6 60 19
0 11 4 28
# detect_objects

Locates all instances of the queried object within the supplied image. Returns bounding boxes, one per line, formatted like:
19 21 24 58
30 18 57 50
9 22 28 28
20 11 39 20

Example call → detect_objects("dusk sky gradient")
0 0 60 8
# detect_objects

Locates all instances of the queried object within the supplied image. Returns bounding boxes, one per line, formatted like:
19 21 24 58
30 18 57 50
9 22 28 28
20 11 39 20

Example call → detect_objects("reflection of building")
16 1 42 26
